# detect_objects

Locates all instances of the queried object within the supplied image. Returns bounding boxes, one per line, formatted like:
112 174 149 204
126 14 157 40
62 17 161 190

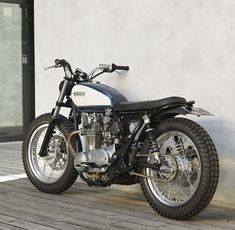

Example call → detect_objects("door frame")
0 0 35 142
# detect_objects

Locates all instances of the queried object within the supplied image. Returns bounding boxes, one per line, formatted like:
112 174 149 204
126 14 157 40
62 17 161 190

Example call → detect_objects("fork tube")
39 79 69 157
52 79 70 118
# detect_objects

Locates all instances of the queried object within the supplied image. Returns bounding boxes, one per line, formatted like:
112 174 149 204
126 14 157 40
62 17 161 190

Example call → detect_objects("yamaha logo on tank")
73 91 85 96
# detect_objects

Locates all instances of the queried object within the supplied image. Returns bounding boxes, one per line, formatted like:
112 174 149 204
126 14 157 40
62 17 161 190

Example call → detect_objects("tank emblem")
73 91 85 96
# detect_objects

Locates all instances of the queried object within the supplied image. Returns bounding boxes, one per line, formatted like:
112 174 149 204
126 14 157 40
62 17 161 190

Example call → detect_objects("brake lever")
44 64 59 71
99 64 112 72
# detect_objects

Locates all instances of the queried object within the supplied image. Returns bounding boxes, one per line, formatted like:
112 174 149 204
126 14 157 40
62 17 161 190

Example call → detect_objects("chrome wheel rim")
28 124 68 184
146 131 201 206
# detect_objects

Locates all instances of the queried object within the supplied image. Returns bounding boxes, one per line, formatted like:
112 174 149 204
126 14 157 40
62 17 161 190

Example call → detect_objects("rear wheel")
140 118 219 220
22 113 80 194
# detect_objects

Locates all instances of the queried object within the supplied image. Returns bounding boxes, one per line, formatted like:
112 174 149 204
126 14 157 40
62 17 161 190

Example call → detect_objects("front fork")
38 79 70 157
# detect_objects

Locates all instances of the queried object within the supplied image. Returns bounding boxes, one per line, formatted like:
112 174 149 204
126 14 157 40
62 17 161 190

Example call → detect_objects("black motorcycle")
22 59 219 220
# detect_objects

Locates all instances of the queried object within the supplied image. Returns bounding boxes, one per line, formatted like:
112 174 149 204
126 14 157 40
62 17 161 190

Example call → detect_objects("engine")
74 109 120 173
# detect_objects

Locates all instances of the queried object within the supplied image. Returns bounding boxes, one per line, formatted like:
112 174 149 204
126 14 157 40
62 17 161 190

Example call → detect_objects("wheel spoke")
179 189 188 200
49 168 54 180
43 161 50 174
167 182 173 200
183 170 195 194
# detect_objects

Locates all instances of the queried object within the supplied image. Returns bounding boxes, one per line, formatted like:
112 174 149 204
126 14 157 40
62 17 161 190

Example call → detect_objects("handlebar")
44 59 73 72
44 59 129 81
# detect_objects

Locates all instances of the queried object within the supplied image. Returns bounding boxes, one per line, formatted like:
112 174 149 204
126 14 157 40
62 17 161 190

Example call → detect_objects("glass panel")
0 3 22 130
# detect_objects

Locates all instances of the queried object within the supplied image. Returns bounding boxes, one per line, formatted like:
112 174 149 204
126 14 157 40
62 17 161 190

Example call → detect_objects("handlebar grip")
116 65 129 71
112 63 129 71
55 59 68 66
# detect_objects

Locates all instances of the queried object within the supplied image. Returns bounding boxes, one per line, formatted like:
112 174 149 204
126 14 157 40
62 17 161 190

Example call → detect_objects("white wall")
35 0 235 206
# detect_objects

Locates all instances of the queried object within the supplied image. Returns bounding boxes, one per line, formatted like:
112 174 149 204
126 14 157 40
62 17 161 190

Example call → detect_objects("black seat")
115 96 187 112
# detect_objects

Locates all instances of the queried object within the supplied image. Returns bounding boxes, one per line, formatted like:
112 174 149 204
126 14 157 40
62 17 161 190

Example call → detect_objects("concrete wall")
35 0 235 206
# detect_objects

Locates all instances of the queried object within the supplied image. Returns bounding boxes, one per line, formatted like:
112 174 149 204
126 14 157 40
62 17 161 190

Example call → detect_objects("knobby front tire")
22 113 79 194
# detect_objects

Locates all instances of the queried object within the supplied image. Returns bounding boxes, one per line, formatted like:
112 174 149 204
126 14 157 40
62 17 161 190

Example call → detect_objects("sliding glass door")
0 0 34 141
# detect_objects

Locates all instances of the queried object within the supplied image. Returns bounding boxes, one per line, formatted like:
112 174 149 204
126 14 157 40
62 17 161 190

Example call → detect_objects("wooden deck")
0 142 235 230
0 142 25 176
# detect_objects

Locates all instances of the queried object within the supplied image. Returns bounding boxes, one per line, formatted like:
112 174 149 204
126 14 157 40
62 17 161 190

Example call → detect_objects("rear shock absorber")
143 114 161 164
174 135 184 153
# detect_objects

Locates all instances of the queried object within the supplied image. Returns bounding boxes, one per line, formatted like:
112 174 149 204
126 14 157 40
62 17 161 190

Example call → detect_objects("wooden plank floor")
0 142 235 230
0 142 25 176
0 179 235 230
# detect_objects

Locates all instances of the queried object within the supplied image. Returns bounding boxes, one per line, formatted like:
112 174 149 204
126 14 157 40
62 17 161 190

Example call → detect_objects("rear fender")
136 106 213 142
156 106 213 119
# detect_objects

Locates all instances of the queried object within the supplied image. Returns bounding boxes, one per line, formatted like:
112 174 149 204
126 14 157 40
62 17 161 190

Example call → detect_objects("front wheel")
22 113 80 194
140 118 219 220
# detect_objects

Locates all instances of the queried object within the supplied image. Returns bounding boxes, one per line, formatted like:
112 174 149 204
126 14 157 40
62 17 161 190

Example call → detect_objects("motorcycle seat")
115 96 187 112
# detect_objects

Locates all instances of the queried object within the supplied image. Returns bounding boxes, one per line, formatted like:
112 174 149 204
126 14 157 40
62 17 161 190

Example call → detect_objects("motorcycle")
22 59 219 220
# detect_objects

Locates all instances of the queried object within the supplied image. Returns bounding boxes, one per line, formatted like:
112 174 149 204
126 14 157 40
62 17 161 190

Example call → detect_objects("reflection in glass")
0 3 22 128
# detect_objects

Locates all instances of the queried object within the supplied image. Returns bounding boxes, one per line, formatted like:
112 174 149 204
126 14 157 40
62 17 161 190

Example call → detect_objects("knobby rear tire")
140 118 219 220
22 113 80 194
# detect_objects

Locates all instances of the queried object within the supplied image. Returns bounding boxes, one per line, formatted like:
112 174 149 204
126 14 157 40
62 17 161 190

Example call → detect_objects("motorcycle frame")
38 67 197 185
39 78 194 157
